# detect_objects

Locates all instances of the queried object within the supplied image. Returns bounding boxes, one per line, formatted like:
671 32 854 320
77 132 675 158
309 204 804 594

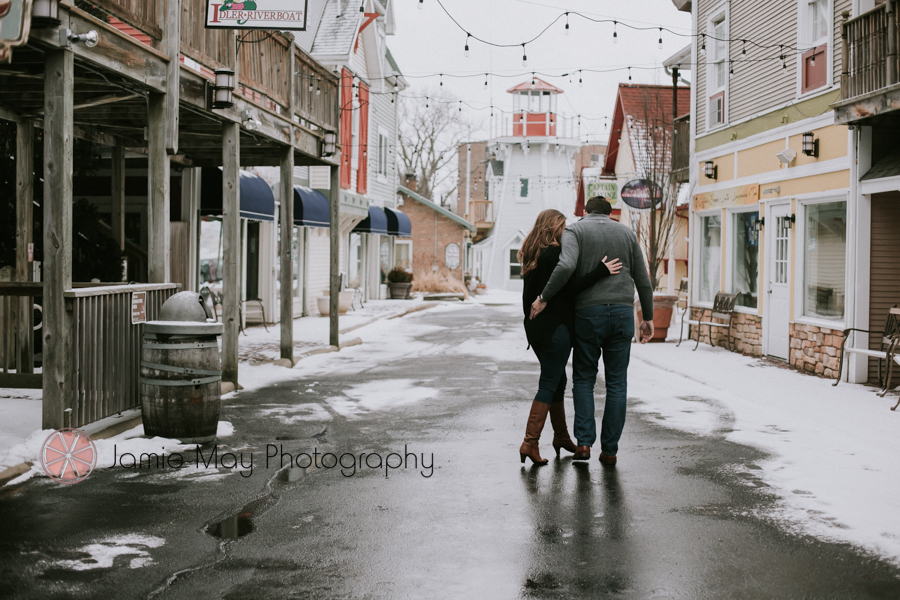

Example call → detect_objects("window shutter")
357 82 369 195
340 69 353 190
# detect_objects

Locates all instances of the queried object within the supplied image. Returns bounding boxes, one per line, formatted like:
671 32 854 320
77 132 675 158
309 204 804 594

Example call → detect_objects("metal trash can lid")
144 321 224 335
159 291 215 322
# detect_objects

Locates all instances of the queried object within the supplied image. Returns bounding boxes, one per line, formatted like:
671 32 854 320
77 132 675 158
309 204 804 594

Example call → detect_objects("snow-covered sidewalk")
628 341 900 564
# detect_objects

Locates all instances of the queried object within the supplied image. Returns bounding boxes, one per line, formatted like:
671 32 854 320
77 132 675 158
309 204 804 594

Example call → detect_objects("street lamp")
704 160 717 180
801 131 819 157
212 69 235 109
32 0 61 28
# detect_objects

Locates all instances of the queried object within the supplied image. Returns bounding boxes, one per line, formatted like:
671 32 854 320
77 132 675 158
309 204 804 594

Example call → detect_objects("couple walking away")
518 196 655 467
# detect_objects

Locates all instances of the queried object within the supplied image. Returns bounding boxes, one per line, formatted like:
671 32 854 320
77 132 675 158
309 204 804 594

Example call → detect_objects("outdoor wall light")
67 30 99 48
32 0 61 29
802 131 819 157
784 214 796 229
212 69 235 109
754 217 765 232
322 131 337 157
704 160 717 180
241 109 260 132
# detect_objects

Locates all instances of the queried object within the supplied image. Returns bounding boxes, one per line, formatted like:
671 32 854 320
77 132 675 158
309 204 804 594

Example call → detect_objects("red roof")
506 78 564 94
603 84 690 175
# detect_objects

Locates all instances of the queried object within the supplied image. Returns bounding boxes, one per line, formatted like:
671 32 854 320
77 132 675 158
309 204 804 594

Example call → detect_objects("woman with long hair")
518 209 621 465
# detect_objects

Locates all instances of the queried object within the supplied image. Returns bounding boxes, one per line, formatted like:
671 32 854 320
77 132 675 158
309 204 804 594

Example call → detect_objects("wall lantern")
322 131 337 157
785 214 796 229
754 216 765 232
703 160 717 180
32 0 61 28
801 131 819 157
212 69 235 109
241 109 260 132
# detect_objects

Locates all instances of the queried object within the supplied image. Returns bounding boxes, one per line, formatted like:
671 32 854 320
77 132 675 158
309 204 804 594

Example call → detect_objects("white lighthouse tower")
473 78 580 292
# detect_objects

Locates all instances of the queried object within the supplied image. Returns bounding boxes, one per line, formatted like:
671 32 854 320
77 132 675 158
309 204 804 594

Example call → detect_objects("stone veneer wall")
789 323 844 378
689 308 763 356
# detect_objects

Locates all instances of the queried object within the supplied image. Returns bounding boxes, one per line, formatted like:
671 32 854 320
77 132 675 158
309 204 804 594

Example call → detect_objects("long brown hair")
518 209 566 277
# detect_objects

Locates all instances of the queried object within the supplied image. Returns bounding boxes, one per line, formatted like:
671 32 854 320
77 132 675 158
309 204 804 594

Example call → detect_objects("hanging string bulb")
613 21 618 44
780 45 786 68
628 66 632 81
309 79 314 92
359 1 365 12
439 74 443 86
418 0 423 9
658 28 663 49
490 105 494 117
484 73 488 88
459 100 462 112
426 96 429 108
564 12 569 35
729 60 734 78
522 44 528 67
464 34 470 57
391 93 395 104
700 34 706 56
393 82 398 93
531 72 536 89
316 84 321 96
579 70 583 87
742 40 747 55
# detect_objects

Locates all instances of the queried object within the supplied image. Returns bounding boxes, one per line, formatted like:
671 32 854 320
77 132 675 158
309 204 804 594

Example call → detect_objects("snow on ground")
48 534 166 571
629 341 900 564
0 389 42 469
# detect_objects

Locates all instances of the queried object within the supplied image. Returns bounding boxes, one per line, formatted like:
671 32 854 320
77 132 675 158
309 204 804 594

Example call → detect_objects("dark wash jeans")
572 304 634 454
531 324 571 405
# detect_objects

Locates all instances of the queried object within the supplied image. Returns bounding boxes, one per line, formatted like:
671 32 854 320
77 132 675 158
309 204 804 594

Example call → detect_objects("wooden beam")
16 122 34 374
222 121 241 386
280 145 294 362
330 165 340 347
42 49 74 430
111 141 125 252
162 0 180 154
147 92 170 282
24 93 140 118
0 104 21 123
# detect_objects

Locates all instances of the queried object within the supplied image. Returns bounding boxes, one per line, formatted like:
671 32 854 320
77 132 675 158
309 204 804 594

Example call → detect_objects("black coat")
522 245 611 347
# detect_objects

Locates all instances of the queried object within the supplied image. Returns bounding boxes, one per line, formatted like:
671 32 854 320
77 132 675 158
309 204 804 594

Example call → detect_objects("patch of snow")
258 403 332 423
49 534 165 571
345 379 437 410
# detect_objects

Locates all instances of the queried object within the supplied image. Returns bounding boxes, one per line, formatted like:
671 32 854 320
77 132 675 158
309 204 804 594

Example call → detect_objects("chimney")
404 173 418 194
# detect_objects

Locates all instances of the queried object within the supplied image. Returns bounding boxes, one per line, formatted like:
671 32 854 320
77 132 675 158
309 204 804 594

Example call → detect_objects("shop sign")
620 179 662 210
693 184 760 211
206 0 308 30
0 0 32 62
585 179 619 207
445 243 460 270
131 292 146 325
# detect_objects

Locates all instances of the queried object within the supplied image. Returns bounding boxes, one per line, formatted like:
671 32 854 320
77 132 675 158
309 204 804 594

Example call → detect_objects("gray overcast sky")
389 0 693 145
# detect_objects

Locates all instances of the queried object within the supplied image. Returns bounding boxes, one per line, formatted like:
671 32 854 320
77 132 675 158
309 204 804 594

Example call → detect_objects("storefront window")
699 215 721 303
803 201 846 320
394 240 411 270
348 232 362 288
732 211 759 308
509 248 522 279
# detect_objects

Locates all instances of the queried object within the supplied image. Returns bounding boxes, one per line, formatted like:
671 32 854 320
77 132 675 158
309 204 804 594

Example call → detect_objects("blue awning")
352 205 389 235
384 207 411 237
293 185 330 228
200 168 276 222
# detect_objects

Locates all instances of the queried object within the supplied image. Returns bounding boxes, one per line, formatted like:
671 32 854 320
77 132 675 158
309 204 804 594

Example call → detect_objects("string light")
316 85 321 95
627 67 632 81
459 100 462 112
658 28 663 49
522 44 528 67
359 1 364 12
308 81 314 92
700 34 706 56
484 73 488 87
729 60 734 78
393 82 398 92
426 96 429 108
464 34 470 57
439 74 443 86
418 0 423 9
613 21 618 44
531 72 536 89
565 12 570 35
742 40 747 55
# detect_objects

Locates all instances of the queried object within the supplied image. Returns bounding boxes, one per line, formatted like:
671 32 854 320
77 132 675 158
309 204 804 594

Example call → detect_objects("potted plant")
637 293 680 343
387 267 414 299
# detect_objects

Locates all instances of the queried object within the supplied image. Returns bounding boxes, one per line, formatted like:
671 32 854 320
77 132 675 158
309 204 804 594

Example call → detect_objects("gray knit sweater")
539 213 654 319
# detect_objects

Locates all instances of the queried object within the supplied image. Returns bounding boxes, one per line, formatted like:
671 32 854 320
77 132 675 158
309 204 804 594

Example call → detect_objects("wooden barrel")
140 322 223 443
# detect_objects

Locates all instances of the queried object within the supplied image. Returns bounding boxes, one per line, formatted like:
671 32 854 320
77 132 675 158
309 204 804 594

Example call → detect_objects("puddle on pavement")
206 494 275 539
280 466 307 482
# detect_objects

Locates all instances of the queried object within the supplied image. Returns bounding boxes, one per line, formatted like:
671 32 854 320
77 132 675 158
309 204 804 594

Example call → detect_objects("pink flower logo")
40 429 97 484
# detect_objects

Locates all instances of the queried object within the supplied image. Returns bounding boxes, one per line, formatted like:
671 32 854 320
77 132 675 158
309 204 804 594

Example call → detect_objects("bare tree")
627 88 687 292
398 92 468 202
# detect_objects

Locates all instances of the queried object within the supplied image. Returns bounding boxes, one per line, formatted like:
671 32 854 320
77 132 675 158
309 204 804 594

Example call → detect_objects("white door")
765 203 791 359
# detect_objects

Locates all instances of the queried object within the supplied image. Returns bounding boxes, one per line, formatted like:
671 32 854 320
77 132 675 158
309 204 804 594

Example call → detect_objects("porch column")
329 166 340 347
16 122 33 373
111 140 125 253
42 49 74 430
279 146 294 362
181 168 201 292
222 122 241 386
147 93 170 283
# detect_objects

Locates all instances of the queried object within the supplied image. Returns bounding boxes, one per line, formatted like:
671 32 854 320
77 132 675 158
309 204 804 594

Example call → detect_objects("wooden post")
842 11 851 99
222 122 241 385
329 165 340 347
162 0 180 154
280 146 294 362
111 141 125 251
148 93 170 283
16 122 34 374
42 49 74 430
888 2 897 86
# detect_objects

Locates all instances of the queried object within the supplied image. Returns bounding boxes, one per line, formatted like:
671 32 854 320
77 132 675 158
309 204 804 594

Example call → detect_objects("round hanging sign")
620 179 662 210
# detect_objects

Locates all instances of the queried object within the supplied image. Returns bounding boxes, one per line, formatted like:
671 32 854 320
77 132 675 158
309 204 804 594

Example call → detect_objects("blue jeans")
572 304 634 454
531 324 571 404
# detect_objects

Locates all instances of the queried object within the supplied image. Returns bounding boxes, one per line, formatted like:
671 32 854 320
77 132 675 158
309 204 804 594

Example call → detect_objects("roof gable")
397 186 476 232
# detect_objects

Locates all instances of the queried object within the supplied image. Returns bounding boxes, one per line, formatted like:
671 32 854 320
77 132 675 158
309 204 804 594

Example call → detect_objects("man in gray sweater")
531 197 654 465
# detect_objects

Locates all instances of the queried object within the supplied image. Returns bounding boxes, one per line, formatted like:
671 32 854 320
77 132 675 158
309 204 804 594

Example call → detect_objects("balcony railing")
470 201 494 227
672 114 690 184
841 3 898 101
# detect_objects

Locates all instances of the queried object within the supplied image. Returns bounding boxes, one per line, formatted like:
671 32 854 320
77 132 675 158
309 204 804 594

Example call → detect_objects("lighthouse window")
519 177 530 198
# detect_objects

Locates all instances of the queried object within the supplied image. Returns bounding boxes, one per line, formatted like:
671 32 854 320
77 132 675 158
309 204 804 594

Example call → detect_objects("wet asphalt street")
2 303 900 599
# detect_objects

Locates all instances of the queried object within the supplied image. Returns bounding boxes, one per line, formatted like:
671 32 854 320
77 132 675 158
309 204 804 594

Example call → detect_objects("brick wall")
789 323 844 378
689 308 762 356
402 197 468 281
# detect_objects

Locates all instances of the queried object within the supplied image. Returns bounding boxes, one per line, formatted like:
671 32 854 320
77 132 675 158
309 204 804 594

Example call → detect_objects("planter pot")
639 294 679 343
316 291 354 316
388 282 413 299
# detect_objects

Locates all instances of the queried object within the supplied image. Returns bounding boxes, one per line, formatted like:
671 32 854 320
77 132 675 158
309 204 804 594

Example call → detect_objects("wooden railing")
75 0 164 46
672 114 690 184
66 283 178 427
238 32 291 108
180 0 234 70
470 201 494 226
841 3 898 100
294 48 339 132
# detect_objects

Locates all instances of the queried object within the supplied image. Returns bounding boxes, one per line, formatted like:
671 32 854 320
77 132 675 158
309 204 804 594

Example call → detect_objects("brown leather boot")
549 402 578 458
519 401 550 465
598 453 617 466
572 445 591 461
